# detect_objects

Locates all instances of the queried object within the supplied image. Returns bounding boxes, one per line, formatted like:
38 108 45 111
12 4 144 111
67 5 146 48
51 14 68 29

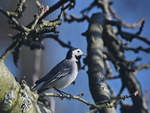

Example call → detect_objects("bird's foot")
53 87 72 99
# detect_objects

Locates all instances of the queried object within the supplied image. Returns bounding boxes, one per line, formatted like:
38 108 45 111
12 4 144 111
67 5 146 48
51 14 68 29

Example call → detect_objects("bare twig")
15 0 27 18
0 0 72 62
63 11 89 23
39 0 70 21
118 86 125 97
109 6 145 28
118 26 150 46
81 1 96 14
42 91 138 111
41 34 73 49
105 75 120 80
31 6 49 30
0 8 29 32
42 92 104 110
121 31 150 46
0 40 19 62
135 63 150 73
114 91 138 101
124 46 150 53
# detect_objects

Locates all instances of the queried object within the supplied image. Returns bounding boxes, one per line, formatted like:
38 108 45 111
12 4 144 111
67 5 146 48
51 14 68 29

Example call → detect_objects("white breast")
53 61 78 89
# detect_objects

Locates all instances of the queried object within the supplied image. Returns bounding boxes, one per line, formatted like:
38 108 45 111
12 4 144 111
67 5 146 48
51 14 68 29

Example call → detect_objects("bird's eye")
77 50 80 53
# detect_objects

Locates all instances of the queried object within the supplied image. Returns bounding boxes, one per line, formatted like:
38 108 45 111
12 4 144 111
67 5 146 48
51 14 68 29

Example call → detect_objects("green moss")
0 61 21 112
0 61 42 113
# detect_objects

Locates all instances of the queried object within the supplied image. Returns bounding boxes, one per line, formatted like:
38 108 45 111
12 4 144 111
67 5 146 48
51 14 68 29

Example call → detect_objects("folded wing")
32 60 72 92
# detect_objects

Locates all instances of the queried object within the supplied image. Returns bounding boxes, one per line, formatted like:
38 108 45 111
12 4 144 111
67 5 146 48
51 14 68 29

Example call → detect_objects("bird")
32 48 85 94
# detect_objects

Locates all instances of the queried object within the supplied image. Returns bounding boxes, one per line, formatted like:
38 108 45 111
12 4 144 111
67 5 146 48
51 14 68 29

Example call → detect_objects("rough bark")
0 60 51 113
86 13 116 113
101 14 149 113
102 11 148 113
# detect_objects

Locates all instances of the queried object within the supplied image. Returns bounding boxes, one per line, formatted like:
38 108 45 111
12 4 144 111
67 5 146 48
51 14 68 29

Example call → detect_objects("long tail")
31 82 44 91
31 84 38 91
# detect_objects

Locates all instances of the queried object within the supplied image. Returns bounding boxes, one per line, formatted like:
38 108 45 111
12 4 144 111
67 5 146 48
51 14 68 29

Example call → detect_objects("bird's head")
66 48 85 60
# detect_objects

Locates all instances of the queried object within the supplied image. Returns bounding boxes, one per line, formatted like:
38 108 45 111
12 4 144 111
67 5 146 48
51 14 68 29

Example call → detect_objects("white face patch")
72 49 84 57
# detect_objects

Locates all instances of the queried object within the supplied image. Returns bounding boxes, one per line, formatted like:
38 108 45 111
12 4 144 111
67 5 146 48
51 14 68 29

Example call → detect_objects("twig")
135 63 150 73
41 34 73 49
0 40 19 62
81 1 96 14
109 6 145 28
113 85 125 107
119 29 150 46
63 11 89 23
15 0 27 18
42 91 138 110
42 92 112 110
124 46 150 53
105 75 120 80
0 8 29 32
112 91 139 108
0 0 71 63
31 4 49 30
39 0 70 21
136 35 150 45
117 85 125 97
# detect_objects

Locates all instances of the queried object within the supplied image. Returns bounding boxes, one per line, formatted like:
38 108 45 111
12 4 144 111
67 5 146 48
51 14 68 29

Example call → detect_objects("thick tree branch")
102 12 149 113
0 61 51 113
86 13 116 113
84 1 149 112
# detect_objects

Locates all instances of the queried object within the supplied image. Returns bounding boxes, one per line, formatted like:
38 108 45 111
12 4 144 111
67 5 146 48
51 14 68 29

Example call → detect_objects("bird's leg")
53 87 64 95
53 87 67 95
53 87 72 99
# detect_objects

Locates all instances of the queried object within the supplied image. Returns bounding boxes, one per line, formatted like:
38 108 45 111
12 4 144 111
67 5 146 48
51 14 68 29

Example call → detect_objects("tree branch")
86 13 116 113
41 34 73 49
42 91 137 111
0 61 51 113
124 46 150 53
109 6 145 28
135 63 150 73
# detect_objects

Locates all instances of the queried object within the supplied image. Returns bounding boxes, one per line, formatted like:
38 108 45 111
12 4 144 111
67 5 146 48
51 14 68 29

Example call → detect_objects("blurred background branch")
0 0 150 113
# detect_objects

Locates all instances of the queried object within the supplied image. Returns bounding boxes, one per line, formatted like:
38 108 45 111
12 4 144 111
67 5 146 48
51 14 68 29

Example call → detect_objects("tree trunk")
0 60 51 113
86 13 116 113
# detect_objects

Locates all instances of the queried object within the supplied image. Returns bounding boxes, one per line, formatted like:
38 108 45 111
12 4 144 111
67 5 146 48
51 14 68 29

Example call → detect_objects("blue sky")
43 0 150 113
1 0 150 113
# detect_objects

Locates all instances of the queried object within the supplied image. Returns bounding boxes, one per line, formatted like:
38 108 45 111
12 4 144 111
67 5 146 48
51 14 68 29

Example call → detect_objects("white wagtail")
32 48 84 94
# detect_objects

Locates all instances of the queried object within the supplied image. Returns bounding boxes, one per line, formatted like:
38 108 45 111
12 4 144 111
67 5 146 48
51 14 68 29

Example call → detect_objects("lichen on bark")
0 61 44 113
